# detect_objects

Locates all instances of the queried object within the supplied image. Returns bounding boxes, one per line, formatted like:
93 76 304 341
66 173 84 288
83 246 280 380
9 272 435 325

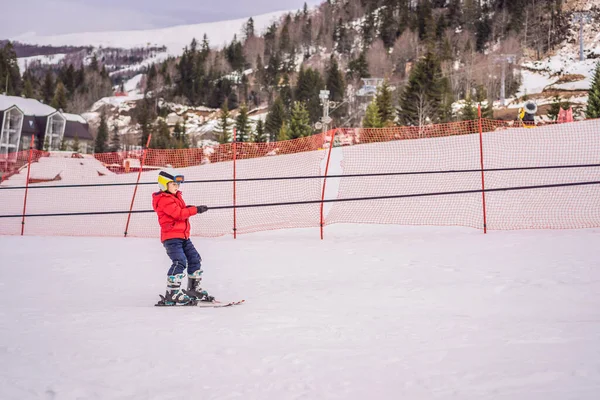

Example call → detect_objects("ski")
155 295 244 308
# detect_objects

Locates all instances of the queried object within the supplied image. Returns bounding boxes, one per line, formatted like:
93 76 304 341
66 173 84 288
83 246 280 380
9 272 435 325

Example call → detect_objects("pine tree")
277 121 289 141
51 81 68 111
279 74 293 113
363 99 383 128
216 99 232 144
94 113 109 153
586 62 600 119
43 135 50 151
59 137 67 151
288 102 312 139
244 17 255 40
375 80 395 126
42 71 55 104
326 56 346 121
70 134 80 153
254 119 267 142
23 78 34 98
460 96 477 121
397 51 444 126
265 96 286 142
172 122 189 149
0 41 22 96
347 52 370 81
151 120 172 149
294 66 324 123
235 103 252 142
109 124 121 152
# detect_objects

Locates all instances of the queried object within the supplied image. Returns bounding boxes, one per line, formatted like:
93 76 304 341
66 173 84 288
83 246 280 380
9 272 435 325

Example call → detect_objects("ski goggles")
172 175 185 184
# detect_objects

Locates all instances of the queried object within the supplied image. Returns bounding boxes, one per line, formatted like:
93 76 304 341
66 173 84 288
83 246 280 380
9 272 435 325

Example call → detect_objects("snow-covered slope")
1 225 599 399
10 10 289 55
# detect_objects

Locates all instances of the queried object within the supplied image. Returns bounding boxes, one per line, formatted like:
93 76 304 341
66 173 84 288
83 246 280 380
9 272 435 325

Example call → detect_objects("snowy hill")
10 10 290 56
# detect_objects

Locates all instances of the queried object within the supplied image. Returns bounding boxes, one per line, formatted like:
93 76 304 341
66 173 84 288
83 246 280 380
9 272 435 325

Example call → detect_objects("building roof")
0 95 56 116
64 120 93 141
63 112 87 124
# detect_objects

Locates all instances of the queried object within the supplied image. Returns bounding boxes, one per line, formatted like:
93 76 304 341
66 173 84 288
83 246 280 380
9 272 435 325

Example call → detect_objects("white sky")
0 0 322 39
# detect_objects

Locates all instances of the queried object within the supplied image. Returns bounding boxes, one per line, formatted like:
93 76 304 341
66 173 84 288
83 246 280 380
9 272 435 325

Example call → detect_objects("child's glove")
196 205 208 214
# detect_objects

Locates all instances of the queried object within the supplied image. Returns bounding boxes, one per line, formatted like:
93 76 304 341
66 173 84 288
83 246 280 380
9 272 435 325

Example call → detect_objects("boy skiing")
153 169 211 306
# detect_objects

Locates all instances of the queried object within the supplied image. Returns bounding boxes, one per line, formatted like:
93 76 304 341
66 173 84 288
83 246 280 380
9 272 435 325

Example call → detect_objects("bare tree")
367 39 393 79
243 36 265 69
391 30 418 78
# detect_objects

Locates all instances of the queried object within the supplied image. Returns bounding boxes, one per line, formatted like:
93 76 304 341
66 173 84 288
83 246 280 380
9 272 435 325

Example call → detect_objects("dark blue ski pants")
163 238 202 276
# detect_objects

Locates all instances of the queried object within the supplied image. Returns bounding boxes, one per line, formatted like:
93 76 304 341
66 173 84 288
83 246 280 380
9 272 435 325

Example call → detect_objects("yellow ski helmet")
158 170 184 191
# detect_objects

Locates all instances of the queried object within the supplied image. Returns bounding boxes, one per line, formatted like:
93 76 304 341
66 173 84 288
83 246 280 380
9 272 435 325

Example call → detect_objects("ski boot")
183 270 215 302
156 274 194 306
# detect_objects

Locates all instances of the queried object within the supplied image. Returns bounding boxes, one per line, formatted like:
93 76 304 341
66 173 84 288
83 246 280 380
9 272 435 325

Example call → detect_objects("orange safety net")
1 119 599 238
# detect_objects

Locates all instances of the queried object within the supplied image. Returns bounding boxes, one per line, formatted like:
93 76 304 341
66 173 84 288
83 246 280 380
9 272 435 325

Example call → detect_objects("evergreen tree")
23 78 34 98
254 119 267 143
43 135 50 151
460 96 478 121
277 121 289 141
347 52 370 81
265 96 286 142
288 102 312 139
363 99 383 128
294 66 324 123
235 103 252 142
244 17 255 40
42 71 55 105
375 80 395 126
70 134 80 153
94 113 109 153
215 99 232 144
109 124 121 152
586 62 600 119
151 120 172 149
51 81 68 111
172 122 189 149
59 137 67 151
326 56 345 102
397 51 444 125
279 74 293 113
0 41 22 96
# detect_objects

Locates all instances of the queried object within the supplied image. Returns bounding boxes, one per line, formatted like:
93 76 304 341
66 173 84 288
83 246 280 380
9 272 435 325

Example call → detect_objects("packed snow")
0 225 599 399
10 10 291 56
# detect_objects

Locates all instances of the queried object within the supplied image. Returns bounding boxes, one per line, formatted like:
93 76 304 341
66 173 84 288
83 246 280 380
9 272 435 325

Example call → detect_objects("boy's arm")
157 196 198 220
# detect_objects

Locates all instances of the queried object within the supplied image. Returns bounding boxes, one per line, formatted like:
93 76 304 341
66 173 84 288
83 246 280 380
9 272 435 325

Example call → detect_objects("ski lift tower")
572 12 592 61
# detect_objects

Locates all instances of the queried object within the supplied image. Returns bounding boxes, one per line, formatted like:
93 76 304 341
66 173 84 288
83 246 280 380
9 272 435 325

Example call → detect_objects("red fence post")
232 128 237 239
320 129 337 240
124 134 152 237
20 136 35 236
478 105 488 234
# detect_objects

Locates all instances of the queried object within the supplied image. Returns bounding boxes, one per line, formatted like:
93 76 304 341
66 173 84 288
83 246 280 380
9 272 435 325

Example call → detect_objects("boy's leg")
182 239 202 276
164 239 187 276
182 239 212 301
163 239 191 304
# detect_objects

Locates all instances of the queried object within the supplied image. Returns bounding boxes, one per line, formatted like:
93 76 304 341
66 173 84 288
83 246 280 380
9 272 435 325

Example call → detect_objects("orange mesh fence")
1 119 599 238
481 119 600 229
324 120 488 229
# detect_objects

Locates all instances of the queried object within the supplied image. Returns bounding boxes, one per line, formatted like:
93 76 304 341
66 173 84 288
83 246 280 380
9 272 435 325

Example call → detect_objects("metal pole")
124 134 152 237
579 21 584 61
20 136 35 235
500 61 506 106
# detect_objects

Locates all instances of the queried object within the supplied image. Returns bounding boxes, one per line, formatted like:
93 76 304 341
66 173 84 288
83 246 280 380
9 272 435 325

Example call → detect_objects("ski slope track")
0 225 599 399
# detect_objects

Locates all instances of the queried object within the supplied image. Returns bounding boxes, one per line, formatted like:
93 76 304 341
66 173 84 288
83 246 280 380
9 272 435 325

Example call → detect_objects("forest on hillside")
0 0 576 148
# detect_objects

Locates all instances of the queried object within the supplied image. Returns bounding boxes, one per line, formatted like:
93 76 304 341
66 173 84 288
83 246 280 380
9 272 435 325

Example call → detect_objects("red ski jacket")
152 191 198 242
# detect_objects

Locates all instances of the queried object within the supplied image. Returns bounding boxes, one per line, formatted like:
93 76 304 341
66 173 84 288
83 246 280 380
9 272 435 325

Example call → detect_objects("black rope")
1 180 599 219
1 163 599 190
